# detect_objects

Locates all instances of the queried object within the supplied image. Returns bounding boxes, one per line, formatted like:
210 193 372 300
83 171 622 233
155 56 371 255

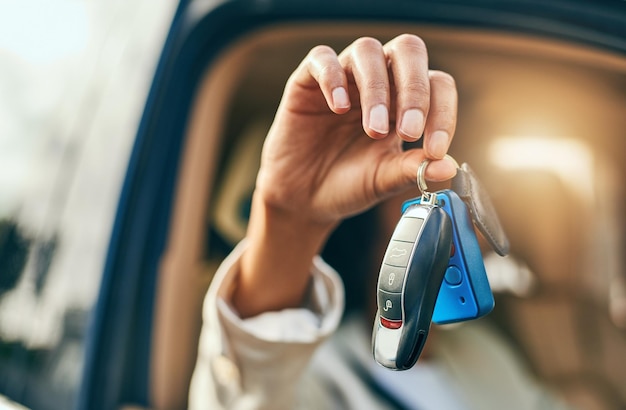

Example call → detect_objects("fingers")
338 37 390 138
383 35 457 159
291 45 351 114
424 154 459 182
338 34 457 152
383 34 430 142
423 71 457 159
374 151 458 201
291 34 458 157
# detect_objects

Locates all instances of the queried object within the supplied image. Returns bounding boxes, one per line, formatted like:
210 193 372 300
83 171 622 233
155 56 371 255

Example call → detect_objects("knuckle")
352 36 383 52
393 33 427 52
309 44 334 58
431 103 455 119
403 79 430 97
430 70 456 88
306 45 343 83
316 64 342 84
366 78 388 92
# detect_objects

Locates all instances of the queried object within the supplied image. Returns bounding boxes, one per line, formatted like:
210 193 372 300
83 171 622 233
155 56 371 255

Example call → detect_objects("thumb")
376 151 458 198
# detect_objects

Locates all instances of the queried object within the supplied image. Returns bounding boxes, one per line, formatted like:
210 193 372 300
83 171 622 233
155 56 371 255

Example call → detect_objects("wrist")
233 193 335 318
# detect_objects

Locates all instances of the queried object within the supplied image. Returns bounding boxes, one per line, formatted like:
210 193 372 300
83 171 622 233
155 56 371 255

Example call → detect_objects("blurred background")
0 0 175 408
0 0 625 409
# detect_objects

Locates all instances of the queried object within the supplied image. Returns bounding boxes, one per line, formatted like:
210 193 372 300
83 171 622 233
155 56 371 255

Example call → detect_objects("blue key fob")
403 190 494 324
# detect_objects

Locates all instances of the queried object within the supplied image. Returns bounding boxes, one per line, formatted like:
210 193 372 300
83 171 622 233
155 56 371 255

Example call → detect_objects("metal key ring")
417 155 461 193
417 159 430 193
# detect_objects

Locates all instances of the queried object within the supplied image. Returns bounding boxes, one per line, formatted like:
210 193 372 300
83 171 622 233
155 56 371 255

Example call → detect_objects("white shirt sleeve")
189 240 345 410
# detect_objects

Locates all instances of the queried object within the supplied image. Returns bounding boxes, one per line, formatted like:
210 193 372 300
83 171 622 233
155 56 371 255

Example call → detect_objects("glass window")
0 1 176 408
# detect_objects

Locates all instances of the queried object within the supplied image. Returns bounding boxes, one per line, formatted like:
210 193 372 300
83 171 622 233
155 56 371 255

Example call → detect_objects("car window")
201 23 626 409
0 1 176 408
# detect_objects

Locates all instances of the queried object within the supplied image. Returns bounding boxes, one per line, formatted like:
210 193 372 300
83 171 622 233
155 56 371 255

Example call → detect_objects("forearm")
233 193 336 318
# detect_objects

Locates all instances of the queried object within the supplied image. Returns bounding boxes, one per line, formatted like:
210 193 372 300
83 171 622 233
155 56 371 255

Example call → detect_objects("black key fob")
372 201 453 370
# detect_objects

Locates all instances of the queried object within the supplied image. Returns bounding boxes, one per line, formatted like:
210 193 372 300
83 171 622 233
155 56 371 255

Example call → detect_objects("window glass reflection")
0 0 176 408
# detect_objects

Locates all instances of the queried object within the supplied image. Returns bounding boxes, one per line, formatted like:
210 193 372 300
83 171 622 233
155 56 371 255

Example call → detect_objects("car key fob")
372 199 453 370
404 190 495 324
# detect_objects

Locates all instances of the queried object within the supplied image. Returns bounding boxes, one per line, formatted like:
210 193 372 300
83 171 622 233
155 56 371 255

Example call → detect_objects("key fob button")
444 265 463 286
391 217 424 242
377 290 403 321
382 240 414 268
378 265 406 293
380 317 402 329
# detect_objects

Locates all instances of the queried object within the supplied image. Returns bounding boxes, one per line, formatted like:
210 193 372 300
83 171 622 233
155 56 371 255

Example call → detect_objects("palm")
257 84 409 224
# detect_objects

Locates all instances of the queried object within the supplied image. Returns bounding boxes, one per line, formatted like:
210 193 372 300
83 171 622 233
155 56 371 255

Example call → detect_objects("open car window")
159 21 626 409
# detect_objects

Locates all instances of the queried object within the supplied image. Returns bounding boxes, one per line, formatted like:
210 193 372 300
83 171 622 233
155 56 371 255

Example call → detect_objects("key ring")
417 155 461 194
417 159 437 205
417 159 430 194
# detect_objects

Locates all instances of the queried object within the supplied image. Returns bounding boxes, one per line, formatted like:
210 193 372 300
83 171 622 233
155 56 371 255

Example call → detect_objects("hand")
257 34 458 226
235 34 459 317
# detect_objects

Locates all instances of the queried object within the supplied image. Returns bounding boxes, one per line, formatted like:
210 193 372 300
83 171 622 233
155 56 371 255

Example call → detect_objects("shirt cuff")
213 240 345 344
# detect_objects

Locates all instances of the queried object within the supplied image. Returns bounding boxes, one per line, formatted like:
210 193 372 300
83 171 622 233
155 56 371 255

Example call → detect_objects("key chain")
373 158 510 370
417 159 437 206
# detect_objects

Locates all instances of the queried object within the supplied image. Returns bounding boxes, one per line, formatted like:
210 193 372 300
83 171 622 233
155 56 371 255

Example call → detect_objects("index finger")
289 45 351 114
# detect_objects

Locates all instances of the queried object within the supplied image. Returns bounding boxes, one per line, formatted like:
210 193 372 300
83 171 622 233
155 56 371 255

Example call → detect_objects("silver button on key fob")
372 198 453 370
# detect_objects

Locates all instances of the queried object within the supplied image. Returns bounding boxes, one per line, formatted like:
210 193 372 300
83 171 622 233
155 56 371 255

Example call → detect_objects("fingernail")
428 130 449 159
332 87 350 109
369 104 389 134
399 109 424 140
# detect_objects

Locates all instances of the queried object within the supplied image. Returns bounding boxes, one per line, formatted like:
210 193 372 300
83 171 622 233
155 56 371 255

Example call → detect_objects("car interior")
129 21 625 410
